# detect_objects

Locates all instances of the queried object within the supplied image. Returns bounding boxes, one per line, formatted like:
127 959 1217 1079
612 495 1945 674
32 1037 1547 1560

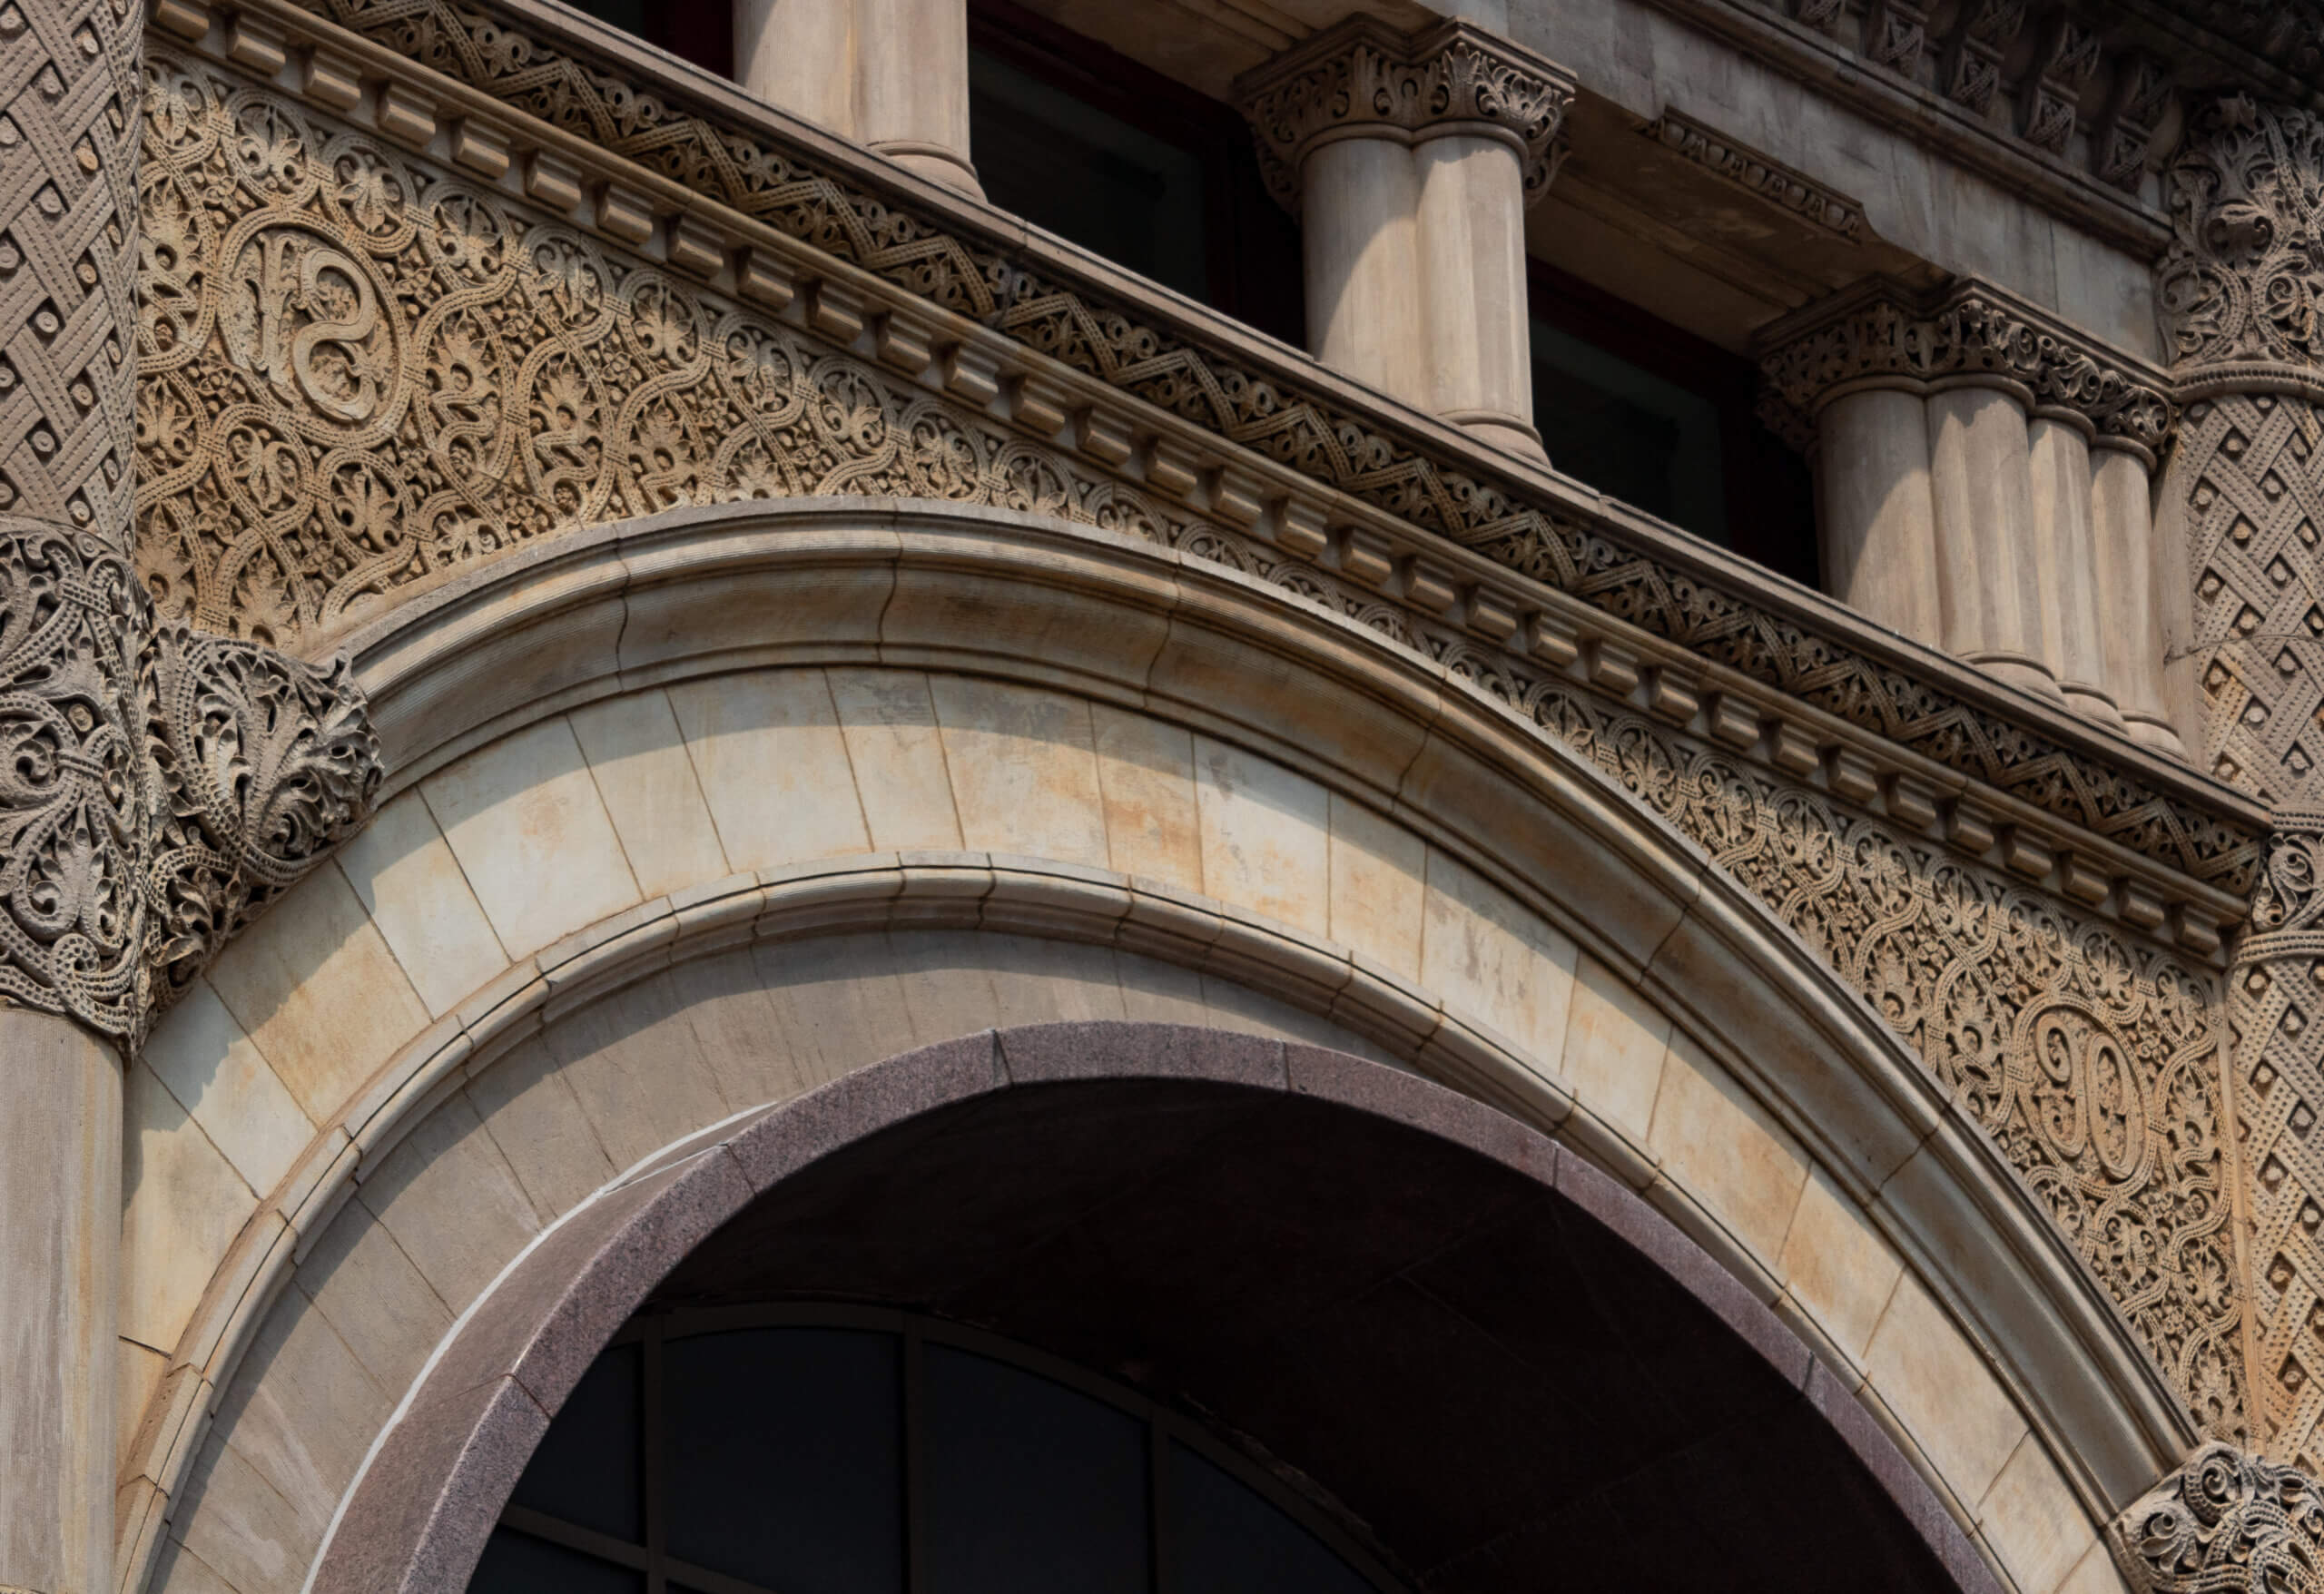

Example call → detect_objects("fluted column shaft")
1815 383 1944 644
734 0 981 196
1760 279 2175 723
1240 18 1572 462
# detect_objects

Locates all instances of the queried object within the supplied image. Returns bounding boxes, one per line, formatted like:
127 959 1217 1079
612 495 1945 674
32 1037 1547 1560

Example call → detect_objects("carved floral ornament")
2161 96 2324 378
141 0 2262 906
2110 1442 2324 1594
1755 278 2178 456
1232 16 1576 212
127 48 2253 1436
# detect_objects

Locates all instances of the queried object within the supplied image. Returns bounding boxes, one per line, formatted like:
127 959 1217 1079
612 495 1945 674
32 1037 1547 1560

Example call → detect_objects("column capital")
1756 277 2176 458
2162 95 2324 392
2110 1442 2324 1594
1233 16 1575 213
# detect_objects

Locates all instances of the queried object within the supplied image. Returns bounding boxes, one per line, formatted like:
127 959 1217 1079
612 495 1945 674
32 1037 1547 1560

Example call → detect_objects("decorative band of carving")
2109 1443 2324 1594
1640 110 1864 240
173 0 2267 899
1757 277 2177 454
1234 16 1576 212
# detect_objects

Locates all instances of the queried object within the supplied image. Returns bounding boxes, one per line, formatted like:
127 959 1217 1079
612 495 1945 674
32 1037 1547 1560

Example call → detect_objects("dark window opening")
555 0 730 79
967 0 1305 345
1529 261 1817 584
470 1306 1402 1594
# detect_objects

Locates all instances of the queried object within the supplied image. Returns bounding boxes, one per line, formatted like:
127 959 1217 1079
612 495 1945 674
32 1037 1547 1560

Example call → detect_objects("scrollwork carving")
2110 1442 2324 1594
1232 16 1575 212
140 10 2265 900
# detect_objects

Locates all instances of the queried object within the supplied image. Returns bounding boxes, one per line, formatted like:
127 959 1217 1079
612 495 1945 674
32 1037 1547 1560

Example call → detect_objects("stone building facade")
10 0 2324 1589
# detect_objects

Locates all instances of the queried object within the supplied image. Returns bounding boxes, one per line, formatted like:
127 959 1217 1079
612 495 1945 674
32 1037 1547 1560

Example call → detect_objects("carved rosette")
2110 1442 2324 1594
0 0 379 1049
1755 279 2176 455
1234 17 1575 212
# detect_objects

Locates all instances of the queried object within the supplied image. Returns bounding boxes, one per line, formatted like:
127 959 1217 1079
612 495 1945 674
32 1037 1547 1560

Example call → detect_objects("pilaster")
0 0 381 1582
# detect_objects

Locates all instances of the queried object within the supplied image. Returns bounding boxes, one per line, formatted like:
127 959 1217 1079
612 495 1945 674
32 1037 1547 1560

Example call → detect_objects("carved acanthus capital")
1757 278 2177 454
1234 17 1576 213
2162 97 2324 375
2110 1444 2324 1594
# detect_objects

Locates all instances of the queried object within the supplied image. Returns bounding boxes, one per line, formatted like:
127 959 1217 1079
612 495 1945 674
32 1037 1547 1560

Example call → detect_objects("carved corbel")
1234 16 1576 213
2110 1443 2324 1594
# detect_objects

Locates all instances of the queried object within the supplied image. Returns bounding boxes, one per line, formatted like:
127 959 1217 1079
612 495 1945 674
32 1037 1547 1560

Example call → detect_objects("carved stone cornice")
1756 278 2178 457
1 0 377 1048
2161 97 2324 381
151 0 2270 920
1640 110 1864 241
2110 1443 2324 1593
1233 16 1576 213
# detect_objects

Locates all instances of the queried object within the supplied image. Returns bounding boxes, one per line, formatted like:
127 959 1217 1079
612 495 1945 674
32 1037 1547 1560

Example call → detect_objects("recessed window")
470 1308 1403 1594
966 0 1304 344
552 0 729 78
1529 261 1817 584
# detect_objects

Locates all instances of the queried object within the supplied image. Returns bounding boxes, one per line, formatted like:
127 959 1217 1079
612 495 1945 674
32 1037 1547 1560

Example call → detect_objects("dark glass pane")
1530 320 1728 543
923 1344 1149 1594
665 1327 904 1594
559 0 644 38
969 50 1209 302
468 1526 642 1594
510 1341 641 1541
1171 1442 1376 1594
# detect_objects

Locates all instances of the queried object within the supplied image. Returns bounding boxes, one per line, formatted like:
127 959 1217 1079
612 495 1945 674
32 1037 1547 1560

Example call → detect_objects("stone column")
1237 18 1574 461
734 0 981 197
1814 384 1945 644
1926 377 2062 700
2028 411 2122 727
2090 438 2182 754
2159 97 2324 1482
1759 279 2174 718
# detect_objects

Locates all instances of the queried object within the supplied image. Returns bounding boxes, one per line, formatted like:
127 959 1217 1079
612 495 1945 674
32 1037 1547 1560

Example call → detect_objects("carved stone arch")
310 1022 2001 1594
125 497 2196 1594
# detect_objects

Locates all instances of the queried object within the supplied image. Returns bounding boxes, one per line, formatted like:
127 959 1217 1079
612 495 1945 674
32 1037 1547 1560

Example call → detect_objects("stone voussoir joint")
1755 275 2177 458
2110 1442 2324 1594
1234 15 1577 212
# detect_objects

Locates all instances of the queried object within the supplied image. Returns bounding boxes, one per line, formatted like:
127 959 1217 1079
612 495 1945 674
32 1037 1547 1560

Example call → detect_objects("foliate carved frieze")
1233 17 1576 212
2161 98 2324 374
1757 280 2177 455
2110 1442 2324 1594
202 0 2267 900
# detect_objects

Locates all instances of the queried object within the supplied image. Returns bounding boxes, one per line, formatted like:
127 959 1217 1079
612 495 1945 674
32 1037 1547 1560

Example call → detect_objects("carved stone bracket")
1234 15 1576 212
1756 276 2177 456
2110 1442 2324 1593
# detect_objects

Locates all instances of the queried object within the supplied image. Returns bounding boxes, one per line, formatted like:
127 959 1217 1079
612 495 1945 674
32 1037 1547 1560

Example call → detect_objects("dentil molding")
1232 15 1577 212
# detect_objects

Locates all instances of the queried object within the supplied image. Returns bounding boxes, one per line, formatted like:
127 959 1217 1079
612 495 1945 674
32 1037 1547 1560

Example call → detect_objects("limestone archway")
121 498 2162 1594
312 1022 1996 1594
